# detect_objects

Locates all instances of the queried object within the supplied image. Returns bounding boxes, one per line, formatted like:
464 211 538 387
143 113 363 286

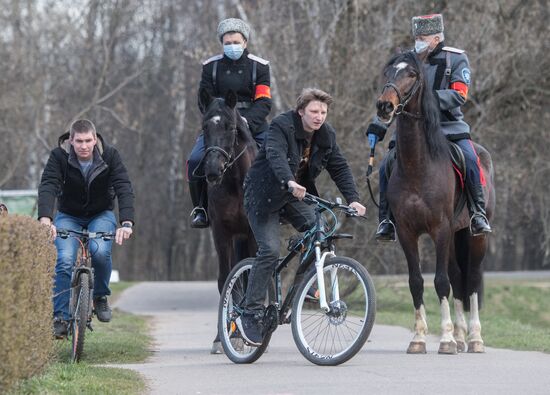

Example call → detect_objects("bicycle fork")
314 242 337 312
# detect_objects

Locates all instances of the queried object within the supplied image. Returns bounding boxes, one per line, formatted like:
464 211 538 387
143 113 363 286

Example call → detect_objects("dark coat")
38 133 135 223
244 110 360 215
199 49 271 135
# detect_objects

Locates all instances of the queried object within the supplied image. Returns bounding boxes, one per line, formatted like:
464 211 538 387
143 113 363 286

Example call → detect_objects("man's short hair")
295 88 334 112
70 119 97 139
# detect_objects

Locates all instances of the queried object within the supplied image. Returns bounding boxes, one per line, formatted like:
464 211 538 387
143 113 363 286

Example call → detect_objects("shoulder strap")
212 60 218 94
445 50 452 78
251 61 257 100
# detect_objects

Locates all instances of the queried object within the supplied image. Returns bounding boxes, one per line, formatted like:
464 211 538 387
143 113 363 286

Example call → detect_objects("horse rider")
187 18 272 228
236 88 366 346
37 119 135 338
367 13 492 242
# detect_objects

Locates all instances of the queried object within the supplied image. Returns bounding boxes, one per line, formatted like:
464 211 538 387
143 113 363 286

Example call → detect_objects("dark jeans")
244 199 315 315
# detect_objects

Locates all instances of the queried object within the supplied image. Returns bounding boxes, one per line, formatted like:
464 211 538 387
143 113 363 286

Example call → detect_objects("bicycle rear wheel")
291 256 376 365
70 272 89 363
218 258 272 363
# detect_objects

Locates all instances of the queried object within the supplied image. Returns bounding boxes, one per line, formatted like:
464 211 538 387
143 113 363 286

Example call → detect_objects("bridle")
192 124 250 179
382 65 423 119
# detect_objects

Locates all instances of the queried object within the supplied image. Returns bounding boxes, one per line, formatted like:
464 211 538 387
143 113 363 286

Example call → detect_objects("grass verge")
374 276 550 353
11 282 151 394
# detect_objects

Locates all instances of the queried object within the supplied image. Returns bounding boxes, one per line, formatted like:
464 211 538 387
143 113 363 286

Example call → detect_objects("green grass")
374 277 550 352
11 282 152 394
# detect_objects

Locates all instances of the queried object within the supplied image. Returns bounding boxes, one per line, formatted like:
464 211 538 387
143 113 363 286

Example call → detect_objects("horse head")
198 88 248 185
376 51 426 123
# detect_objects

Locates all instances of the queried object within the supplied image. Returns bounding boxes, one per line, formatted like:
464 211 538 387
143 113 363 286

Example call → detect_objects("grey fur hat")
411 14 444 37
217 18 250 42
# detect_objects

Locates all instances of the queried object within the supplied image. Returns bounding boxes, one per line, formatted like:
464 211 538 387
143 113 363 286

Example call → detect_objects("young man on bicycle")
38 119 135 338
238 88 366 346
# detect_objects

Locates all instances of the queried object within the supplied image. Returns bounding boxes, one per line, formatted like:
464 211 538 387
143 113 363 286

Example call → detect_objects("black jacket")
199 49 271 135
38 133 135 223
244 110 360 215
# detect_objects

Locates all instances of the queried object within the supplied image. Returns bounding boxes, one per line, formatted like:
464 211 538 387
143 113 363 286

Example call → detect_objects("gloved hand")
365 122 387 142
367 133 378 149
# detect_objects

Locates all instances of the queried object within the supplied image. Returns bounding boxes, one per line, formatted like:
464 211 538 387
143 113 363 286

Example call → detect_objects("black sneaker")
53 317 68 339
94 296 112 322
305 286 319 301
236 313 263 347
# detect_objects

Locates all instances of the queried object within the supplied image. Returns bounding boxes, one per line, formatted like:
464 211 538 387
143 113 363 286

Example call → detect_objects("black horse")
375 51 495 354
197 88 258 353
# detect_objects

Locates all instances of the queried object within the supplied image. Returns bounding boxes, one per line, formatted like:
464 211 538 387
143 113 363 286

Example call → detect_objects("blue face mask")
224 44 244 60
414 40 430 53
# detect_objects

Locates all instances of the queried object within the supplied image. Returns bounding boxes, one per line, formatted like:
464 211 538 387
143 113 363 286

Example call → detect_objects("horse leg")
398 232 427 354
467 235 487 353
449 229 469 352
211 226 234 355
433 227 457 354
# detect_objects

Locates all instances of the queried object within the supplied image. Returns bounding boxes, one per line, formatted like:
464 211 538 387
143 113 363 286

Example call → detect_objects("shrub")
0 215 56 393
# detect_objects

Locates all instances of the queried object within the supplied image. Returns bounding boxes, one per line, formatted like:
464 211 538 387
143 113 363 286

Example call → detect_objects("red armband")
450 82 468 100
254 84 271 100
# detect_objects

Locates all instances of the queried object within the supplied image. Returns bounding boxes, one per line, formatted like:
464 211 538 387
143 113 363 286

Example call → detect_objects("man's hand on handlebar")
115 223 133 246
349 202 366 216
288 180 307 200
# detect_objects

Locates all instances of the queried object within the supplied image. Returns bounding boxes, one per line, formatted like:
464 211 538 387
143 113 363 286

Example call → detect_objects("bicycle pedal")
264 305 279 333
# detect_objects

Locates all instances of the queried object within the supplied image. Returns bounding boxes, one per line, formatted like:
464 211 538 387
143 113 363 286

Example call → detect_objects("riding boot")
189 180 209 228
467 183 491 236
375 191 396 242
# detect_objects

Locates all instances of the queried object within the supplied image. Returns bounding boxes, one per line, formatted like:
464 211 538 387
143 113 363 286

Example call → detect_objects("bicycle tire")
70 272 89 363
218 258 272 363
291 256 376 365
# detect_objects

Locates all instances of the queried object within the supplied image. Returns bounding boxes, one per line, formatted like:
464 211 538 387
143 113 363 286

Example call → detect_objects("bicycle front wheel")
70 272 89 363
218 258 272 364
291 256 376 365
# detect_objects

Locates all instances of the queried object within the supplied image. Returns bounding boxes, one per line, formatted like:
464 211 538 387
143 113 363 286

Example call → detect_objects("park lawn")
11 282 152 395
374 276 550 353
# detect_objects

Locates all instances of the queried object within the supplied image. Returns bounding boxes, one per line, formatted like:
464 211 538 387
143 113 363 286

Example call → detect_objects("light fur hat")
411 14 444 37
217 18 250 42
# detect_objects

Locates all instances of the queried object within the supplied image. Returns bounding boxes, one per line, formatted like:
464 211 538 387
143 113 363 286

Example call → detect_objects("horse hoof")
467 341 485 353
438 341 458 355
210 341 223 354
456 340 466 353
407 342 426 354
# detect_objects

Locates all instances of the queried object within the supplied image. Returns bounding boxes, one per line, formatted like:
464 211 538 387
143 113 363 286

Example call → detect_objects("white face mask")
415 40 430 53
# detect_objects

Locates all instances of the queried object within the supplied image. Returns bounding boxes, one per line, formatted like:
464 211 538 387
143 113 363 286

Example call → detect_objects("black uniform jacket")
244 110 360 215
38 132 135 223
199 49 271 135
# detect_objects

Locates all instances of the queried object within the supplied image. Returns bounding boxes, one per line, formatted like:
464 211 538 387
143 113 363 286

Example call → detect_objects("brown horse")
196 88 258 352
375 51 495 354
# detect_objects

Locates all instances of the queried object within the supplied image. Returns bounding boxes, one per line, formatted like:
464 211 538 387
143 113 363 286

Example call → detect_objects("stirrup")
376 219 396 241
190 206 208 219
469 213 491 237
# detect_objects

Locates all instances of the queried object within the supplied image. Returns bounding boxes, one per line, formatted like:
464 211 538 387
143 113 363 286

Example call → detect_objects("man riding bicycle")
38 119 135 338
238 88 366 346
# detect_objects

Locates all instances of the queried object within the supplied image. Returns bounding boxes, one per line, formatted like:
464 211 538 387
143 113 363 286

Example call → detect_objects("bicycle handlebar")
288 187 365 218
56 228 116 240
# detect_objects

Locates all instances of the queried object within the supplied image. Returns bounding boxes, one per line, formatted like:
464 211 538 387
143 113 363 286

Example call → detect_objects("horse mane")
386 51 448 160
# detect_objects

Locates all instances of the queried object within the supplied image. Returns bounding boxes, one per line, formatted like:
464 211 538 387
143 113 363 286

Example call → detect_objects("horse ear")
199 87 212 114
225 90 237 109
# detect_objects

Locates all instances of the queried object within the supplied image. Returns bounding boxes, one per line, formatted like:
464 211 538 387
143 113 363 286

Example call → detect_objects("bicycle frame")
273 196 356 324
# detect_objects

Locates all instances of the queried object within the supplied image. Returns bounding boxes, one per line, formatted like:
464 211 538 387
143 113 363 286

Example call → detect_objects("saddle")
385 142 468 219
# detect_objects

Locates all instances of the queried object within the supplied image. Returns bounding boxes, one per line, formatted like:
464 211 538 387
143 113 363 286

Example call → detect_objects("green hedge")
0 215 56 393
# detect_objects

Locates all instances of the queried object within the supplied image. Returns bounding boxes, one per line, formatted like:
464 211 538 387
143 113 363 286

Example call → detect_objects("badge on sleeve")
462 68 471 85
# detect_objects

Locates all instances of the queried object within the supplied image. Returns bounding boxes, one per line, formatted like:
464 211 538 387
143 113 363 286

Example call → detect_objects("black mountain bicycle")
218 193 376 365
57 228 115 362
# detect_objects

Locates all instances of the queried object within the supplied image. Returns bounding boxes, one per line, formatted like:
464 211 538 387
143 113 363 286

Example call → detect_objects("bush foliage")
0 215 56 393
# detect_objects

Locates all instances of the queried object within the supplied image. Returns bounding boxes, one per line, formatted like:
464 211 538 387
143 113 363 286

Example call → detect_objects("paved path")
114 281 550 395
